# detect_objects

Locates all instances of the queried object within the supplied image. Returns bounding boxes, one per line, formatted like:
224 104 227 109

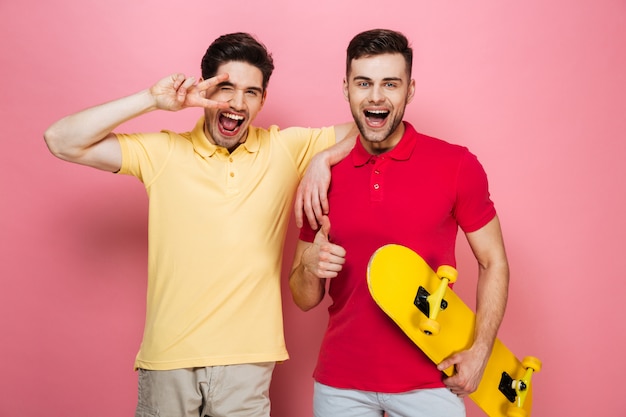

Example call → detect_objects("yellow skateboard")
367 244 540 417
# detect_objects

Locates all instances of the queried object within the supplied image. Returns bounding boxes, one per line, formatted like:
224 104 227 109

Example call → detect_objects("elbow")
293 296 319 312
43 127 80 162
43 127 67 160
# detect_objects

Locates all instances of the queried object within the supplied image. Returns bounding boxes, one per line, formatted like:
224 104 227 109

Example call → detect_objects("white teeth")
223 113 244 120
367 110 388 114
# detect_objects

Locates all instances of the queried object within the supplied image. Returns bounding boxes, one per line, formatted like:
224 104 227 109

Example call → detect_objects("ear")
260 90 268 107
406 78 416 104
343 78 349 101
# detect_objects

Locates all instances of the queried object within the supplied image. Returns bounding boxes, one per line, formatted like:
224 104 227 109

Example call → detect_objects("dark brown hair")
201 32 275 91
346 29 413 77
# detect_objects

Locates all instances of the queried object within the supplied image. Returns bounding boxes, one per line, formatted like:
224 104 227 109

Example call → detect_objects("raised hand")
301 215 346 279
295 152 331 229
150 73 231 112
294 123 357 229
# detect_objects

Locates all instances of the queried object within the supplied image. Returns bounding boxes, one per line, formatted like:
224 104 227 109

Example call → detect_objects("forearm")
438 218 509 396
328 122 358 165
304 133 355 175
473 260 509 353
44 89 156 162
289 262 326 311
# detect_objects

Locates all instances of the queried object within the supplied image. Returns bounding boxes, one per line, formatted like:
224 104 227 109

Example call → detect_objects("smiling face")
203 61 267 152
344 53 415 154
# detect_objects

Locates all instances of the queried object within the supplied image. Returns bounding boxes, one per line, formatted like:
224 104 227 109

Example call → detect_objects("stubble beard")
353 109 405 147
204 119 248 152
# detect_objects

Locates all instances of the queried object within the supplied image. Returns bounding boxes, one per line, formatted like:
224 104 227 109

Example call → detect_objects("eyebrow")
217 80 264 94
352 76 404 83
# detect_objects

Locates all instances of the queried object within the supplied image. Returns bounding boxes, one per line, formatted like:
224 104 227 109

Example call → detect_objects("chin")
217 139 240 150
362 131 389 144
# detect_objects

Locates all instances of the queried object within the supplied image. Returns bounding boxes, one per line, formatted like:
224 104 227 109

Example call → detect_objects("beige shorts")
135 362 276 417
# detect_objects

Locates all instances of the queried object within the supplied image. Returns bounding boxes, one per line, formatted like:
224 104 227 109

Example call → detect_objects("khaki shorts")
135 362 275 417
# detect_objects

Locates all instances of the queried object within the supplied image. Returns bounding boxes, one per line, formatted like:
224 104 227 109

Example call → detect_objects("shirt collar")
351 121 418 167
190 116 260 157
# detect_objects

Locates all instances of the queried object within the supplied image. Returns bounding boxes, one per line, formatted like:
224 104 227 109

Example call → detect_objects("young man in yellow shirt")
44 32 355 417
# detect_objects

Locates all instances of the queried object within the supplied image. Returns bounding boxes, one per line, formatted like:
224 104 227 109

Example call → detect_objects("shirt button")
373 184 380 190
230 172 235 177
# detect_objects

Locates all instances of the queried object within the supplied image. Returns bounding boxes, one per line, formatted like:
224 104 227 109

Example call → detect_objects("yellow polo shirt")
117 117 335 370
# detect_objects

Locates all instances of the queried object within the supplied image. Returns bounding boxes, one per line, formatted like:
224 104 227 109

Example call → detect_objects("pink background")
2 0 625 415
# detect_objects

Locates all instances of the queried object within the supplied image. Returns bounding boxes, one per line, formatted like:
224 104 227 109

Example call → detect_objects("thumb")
317 215 331 242
437 355 458 375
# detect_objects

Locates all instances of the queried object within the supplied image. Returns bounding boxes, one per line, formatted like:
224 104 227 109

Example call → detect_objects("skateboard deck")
367 244 540 417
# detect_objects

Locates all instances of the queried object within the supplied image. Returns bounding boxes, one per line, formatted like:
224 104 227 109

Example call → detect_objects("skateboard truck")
413 265 457 335
498 357 542 417
414 287 448 319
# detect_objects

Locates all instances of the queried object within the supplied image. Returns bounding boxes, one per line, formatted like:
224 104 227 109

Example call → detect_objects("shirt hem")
134 351 289 371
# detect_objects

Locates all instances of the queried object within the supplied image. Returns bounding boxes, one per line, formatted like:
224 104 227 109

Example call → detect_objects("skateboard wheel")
506 405 527 417
522 356 542 372
436 265 458 284
419 318 440 336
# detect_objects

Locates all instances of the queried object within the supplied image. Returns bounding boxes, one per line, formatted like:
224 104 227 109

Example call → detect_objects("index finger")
195 73 230 91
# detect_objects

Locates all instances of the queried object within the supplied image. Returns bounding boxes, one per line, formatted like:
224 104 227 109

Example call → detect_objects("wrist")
140 88 159 112
313 150 332 167
471 337 494 355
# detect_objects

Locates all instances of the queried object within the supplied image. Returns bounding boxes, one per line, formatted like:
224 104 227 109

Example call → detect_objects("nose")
367 85 384 103
229 90 245 110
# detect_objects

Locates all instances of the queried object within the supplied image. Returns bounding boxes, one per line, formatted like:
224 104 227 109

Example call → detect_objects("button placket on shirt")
217 150 238 193
370 156 386 202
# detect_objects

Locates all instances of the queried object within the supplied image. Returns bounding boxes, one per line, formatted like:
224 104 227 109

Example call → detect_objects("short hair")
201 32 275 91
346 29 413 78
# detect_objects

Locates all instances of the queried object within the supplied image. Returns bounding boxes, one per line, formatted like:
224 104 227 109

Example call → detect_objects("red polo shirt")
300 122 496 392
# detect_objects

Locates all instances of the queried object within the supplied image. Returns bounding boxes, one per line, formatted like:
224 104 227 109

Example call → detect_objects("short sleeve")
453 151 497 233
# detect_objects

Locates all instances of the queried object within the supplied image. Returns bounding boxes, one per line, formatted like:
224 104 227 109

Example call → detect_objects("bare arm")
471 216 509 355
438 215 510 397
43 73 229 172
289 240 327 311
294 123 358 228
289 216 346 311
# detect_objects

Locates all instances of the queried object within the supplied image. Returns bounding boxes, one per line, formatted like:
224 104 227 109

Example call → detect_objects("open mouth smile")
219 112 245 134
364 109 390 127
